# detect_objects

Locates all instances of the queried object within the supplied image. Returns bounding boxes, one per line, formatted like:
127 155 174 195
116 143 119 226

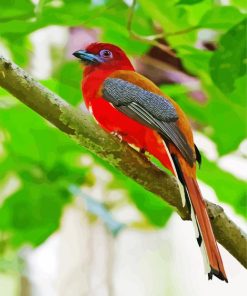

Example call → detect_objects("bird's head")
73 42 134 75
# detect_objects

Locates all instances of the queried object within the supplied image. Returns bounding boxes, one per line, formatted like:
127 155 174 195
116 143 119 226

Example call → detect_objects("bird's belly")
90 97 150 148
89 98 174 172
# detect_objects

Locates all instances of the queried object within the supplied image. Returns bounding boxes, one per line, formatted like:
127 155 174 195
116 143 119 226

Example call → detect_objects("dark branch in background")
0 56 246 269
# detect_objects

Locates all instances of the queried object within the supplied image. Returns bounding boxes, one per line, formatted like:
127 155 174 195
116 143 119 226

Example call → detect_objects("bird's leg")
138 147 151 161
139 148 146 154
110 131 123 142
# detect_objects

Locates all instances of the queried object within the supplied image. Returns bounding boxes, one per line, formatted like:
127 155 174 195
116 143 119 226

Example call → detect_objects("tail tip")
208 267 228 283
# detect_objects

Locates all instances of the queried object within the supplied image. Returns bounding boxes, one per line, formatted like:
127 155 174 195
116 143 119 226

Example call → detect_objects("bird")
73 42 227 282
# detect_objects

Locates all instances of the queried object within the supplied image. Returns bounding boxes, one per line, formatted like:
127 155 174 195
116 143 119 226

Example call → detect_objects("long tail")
171 154 228 282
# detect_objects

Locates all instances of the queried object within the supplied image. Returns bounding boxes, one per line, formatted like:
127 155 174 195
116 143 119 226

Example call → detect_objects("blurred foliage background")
0 0 246 295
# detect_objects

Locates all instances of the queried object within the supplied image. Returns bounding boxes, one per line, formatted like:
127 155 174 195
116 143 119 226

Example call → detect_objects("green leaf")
0 0 103 35
38 0 91 27
199 6 245 29
0 0 35 21
2 35 32 66
0 105 82 168
0 181 71 247
177 45 212 75
43 62 83 106
0 103 93 247
198 155 247 218
0 20 38 35
201 81 246 155
231 0 247 10
227 75 247 106
209 18 247 93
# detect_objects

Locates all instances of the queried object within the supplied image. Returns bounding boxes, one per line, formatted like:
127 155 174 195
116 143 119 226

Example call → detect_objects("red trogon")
73 42 227 282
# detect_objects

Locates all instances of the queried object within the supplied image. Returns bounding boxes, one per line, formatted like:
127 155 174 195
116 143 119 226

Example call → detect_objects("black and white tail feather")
162 141 227 282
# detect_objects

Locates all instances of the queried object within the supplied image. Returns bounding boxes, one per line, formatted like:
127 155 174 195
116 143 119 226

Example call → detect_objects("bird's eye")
100 49 113 59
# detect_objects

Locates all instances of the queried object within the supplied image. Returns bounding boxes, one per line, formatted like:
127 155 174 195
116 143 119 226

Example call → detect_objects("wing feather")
102 78 195 166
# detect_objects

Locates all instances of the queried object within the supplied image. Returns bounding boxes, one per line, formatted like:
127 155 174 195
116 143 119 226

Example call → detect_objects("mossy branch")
0 56 246 269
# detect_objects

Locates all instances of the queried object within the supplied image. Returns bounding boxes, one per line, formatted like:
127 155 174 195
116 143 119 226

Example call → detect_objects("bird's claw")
139 148 146 154
111 131 123 142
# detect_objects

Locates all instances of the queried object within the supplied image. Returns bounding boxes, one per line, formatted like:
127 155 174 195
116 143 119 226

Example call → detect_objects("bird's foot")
138 148 151 161
110 131 123 142
139 148 146 154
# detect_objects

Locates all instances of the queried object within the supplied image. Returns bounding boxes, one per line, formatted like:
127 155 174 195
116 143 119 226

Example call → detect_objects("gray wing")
102 78 195 166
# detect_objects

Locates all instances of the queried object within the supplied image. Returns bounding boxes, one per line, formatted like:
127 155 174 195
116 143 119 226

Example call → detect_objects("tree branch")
0 56 246 268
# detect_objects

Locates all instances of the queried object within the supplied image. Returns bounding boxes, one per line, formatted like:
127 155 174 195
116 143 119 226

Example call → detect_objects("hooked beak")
73 50 101 65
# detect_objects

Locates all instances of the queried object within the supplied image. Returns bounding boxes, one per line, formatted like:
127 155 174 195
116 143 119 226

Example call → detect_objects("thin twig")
127 0 176 57
166 25 200 37
127 0 200 55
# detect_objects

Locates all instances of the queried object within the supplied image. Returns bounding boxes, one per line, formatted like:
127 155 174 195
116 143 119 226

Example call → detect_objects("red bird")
73 42 227 282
